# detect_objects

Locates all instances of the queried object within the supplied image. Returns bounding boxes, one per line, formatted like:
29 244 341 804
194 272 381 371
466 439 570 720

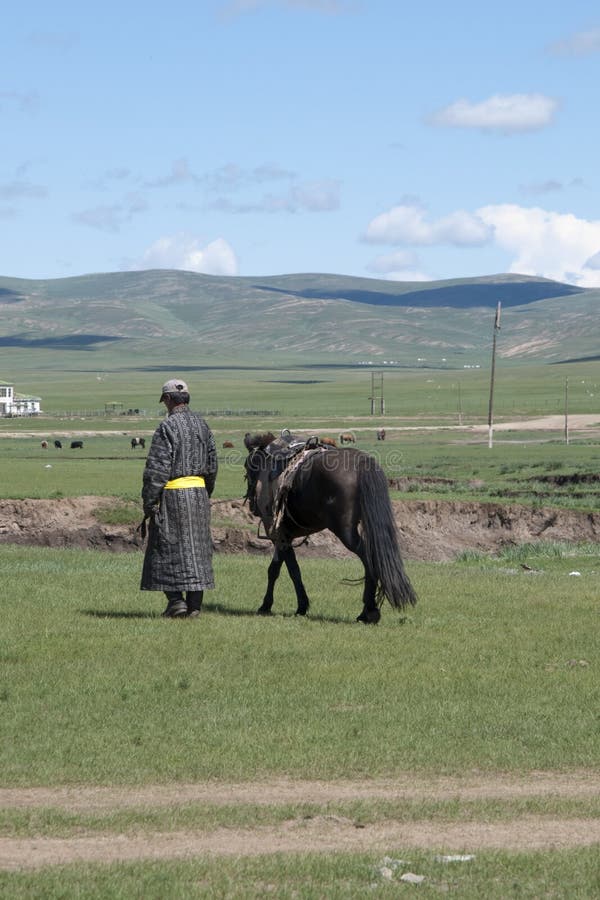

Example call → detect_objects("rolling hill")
0 269 598 369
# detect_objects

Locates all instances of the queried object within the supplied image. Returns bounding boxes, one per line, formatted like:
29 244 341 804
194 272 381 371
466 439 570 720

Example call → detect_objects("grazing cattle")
131 437 146 449
41 440 48 449
339 432 355 444
377 428 386 441
54 440 62 449
222 441 234 449
320 436 337 447
70 440 83 450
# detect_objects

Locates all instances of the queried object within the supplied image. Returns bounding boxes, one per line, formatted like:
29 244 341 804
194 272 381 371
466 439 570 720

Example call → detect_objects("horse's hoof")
295 609 308 617
256 607 273 616
356 611 380 625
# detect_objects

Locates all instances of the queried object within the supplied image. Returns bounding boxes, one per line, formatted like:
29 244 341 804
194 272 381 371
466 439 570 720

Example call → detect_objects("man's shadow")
81 602 355 624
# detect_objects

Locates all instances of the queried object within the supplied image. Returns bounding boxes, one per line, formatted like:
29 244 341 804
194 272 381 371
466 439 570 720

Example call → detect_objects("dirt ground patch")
1 774 600 870
1 495 600 561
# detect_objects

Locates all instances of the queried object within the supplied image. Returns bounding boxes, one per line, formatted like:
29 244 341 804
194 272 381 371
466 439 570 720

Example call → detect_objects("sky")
2 0 600 287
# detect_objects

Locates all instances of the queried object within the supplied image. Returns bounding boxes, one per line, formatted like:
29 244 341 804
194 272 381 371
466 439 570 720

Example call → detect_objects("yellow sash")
164 476 206 489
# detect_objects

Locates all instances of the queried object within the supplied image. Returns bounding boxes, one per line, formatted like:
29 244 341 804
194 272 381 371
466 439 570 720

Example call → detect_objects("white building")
0 382 42 416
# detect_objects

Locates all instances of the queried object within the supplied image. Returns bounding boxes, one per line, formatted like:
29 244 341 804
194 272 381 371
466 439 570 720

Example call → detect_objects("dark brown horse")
244 432 417 623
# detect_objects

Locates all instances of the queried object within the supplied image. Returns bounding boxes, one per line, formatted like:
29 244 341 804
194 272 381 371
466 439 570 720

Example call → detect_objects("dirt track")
2 773 600 870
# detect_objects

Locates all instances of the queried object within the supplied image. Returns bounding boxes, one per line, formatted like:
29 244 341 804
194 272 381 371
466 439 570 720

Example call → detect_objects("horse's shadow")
80 603 356 625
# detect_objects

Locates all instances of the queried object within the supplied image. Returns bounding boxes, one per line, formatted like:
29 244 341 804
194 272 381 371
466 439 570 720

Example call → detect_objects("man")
141 378 218 618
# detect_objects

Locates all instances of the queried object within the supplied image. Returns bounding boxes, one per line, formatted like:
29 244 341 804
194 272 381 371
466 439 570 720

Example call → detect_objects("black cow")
131 437 146 449
70 440 83 449
54 440 62 449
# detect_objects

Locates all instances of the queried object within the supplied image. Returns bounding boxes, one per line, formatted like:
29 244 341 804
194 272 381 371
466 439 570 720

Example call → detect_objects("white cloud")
378 269 431 282
366 250 431 281
144 158 199 188
206 178 340 213
548 27 600 57
366 250 419 273
0 179 47 201
476 204 600 287
429 93 559 133
73 194 147 232
0 90 40 113
292 178 340 211
520 179 563 196
362 201 600 287
138 234 239 276
363 202 492 246
584 250 600 270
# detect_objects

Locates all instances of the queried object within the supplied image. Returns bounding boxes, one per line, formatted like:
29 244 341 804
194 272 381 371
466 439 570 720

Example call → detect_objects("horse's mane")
244 431 276 451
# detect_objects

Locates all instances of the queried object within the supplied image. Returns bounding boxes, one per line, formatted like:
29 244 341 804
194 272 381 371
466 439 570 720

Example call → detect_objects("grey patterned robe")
140 406 218 592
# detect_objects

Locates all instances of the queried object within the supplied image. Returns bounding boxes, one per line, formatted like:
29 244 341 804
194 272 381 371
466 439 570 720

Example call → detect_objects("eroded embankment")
0 496 599 561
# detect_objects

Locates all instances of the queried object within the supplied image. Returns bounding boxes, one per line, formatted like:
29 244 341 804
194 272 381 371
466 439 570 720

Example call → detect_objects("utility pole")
564 376 569 445
487 302 501 449
457 381 463 426
369 372 384 415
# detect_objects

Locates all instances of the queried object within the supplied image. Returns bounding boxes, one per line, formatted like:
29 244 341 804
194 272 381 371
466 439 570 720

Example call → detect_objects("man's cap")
160 378 188 399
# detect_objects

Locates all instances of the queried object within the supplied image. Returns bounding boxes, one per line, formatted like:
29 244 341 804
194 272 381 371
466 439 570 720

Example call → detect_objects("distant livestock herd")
38 429 389 454
41 439 84 449
40 438 146 450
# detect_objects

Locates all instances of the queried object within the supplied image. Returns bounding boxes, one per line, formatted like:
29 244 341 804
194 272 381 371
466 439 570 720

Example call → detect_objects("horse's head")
243 432 276 517
243 431 275 452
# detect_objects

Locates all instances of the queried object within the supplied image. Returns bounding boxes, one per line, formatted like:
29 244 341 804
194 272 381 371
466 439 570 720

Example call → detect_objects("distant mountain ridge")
254 275 584 309
0 269 597 367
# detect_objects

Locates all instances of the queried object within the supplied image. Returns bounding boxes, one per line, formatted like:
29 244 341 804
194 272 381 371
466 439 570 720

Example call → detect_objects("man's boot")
162 591 188 618
186 591 203 618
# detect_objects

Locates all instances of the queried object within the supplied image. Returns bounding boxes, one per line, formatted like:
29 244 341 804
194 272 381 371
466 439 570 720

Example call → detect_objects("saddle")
265 429 321 479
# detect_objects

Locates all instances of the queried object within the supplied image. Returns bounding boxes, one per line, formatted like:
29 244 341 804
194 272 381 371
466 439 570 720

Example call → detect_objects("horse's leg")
282 546 310 616
257 548 283 615
356 567 380 624
337 524 381 625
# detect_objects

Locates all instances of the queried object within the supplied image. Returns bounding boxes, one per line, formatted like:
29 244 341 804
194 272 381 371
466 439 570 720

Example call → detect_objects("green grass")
3 360 600 893
1 548 599 786
4 427 600 510
1 848 599 898
2 357 600 419
3 795 600 839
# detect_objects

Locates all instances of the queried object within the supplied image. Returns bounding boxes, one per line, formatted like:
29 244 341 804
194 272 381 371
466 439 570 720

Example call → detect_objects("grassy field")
3 426 600 511
1 848 600 898
2 361 600 894
1 546 600 894
3 548 599 784
3 357 600 420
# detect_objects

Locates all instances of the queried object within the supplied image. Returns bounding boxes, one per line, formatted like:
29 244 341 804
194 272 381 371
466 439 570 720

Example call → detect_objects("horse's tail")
358 459 417 610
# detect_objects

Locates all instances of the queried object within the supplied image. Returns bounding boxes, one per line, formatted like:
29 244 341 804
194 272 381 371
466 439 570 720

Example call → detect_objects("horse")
131 437 146 449
320 436 337 447
54 440 62 449
222 441 234 449
377 428 386 441
243 431 417 623
339 432 355 444
70 441 83 449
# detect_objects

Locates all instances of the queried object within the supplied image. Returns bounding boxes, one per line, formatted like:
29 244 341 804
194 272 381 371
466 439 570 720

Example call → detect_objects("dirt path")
3 413 600 440
2 773 599 870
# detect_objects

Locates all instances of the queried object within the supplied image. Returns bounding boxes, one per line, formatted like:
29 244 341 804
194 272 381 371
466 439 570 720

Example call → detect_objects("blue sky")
2 0 600 286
